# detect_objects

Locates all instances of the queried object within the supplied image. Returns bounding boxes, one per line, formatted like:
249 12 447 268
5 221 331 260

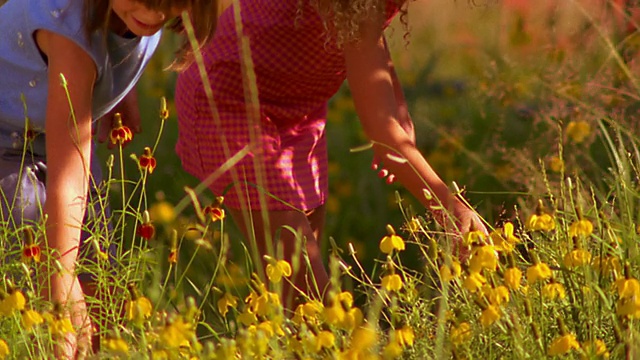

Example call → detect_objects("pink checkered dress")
175 0 400 211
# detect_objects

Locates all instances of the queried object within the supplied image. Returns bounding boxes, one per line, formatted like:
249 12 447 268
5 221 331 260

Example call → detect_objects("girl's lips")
132 17 162 31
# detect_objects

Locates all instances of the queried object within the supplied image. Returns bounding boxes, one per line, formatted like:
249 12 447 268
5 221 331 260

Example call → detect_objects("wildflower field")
3 0 640 358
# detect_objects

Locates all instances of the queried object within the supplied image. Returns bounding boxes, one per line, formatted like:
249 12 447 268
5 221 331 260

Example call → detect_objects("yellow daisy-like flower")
265 259 292 283
0 289 26 316
526 213 556 231
0 339 8 360
503 267 522 291
21 309 44 331
103 336 129 356
526 262 552 284
479 305 501 327
149 200 176 224
548 333 580 356
569 219 594 238
396 325 415 347
563 249 592 268
490 222 521 253
217 292 239 317
592 256 621 277
316 330 336 351
469 245 498 273
383 338 404 359
450 322 472 346
292 300 323 325
463 230 486 247
566 120 591 144
548 155 565 173
125 296 153 325
582 339 609 359
463 272 487 293
380 234 405 254
485 285 510 306
323 292 363 330
381 274 403 292
237 309 258 326
615 278 640 299
542 282 566 301
616 296 640 318
439 260 462 282
44 314 75 337
160 317 194 349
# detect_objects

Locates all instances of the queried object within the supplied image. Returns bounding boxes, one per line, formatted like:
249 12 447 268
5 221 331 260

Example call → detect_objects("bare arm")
343 15 486 236
36 28 96 357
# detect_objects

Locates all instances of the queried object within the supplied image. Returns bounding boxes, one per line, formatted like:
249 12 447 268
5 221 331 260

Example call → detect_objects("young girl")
0 0 216 357
175 0 487 304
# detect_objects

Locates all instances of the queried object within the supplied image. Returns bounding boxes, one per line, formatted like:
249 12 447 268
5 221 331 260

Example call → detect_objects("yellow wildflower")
21 309 44 331
324 292 363 330
469 245 498 273
503 267 522 291
380 234 405 254
548 333 580 356
217 292 238 317
526 262 552 284
43 313 75 337
292 300 323 325
383 339 403 359
566 120 591 143
569 219 594 238
160 317 194 349
315 331 335 352
450 322 472 346
490 222 520 253
615 278 640 299
479 305 501 327
526 213 555 231
439 260 462 282
548 156 564 173
396 325 415 347
0 339 7 360
592 256 621 277
149 200 176 224
486 285 510 306
0 289 26 316
237 309 258 326
463 230 486 247
542 282 566 301
616 296 640 318
582 339 609 359
125 296 153 325
563 249 592 268
381 274 403 292
265 259 292 283
103 336 129 356
463 272 486 293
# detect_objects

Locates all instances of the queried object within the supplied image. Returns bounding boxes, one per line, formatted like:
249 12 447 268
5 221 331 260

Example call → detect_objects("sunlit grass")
2 0 640 358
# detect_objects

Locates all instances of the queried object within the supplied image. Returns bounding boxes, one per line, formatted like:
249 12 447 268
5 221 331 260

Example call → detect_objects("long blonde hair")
310 0 409 46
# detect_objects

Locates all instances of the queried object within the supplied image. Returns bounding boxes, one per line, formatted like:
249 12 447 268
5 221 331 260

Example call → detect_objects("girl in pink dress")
175 0 487 304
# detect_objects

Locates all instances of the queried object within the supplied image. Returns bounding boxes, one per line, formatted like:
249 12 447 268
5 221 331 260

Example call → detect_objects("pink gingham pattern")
176 0 400 211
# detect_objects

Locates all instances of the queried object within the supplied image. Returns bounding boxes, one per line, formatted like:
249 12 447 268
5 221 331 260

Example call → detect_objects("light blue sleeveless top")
0 0 161 154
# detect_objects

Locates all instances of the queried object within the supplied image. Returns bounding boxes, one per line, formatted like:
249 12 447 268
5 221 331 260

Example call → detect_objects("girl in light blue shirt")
0 0 217 356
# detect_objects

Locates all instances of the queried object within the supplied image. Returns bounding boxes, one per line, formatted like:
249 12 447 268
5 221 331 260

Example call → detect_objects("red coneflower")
110 113 133 146
138 147 157 174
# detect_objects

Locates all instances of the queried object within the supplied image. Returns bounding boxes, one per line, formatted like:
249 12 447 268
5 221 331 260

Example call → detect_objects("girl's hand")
449 200 489 261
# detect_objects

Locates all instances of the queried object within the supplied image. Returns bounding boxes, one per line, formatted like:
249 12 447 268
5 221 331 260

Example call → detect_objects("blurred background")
99 0 640 284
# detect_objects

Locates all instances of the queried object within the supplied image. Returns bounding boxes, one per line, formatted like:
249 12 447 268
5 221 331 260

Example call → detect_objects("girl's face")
110 0 186 36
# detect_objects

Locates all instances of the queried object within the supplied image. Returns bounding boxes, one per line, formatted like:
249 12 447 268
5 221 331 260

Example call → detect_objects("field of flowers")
2 0 640 358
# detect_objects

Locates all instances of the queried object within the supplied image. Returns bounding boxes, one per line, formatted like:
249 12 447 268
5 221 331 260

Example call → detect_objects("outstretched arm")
343 13 487 237
36 28 96 358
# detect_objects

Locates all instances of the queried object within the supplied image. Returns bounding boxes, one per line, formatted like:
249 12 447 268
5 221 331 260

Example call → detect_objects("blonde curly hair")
304 0 410 46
